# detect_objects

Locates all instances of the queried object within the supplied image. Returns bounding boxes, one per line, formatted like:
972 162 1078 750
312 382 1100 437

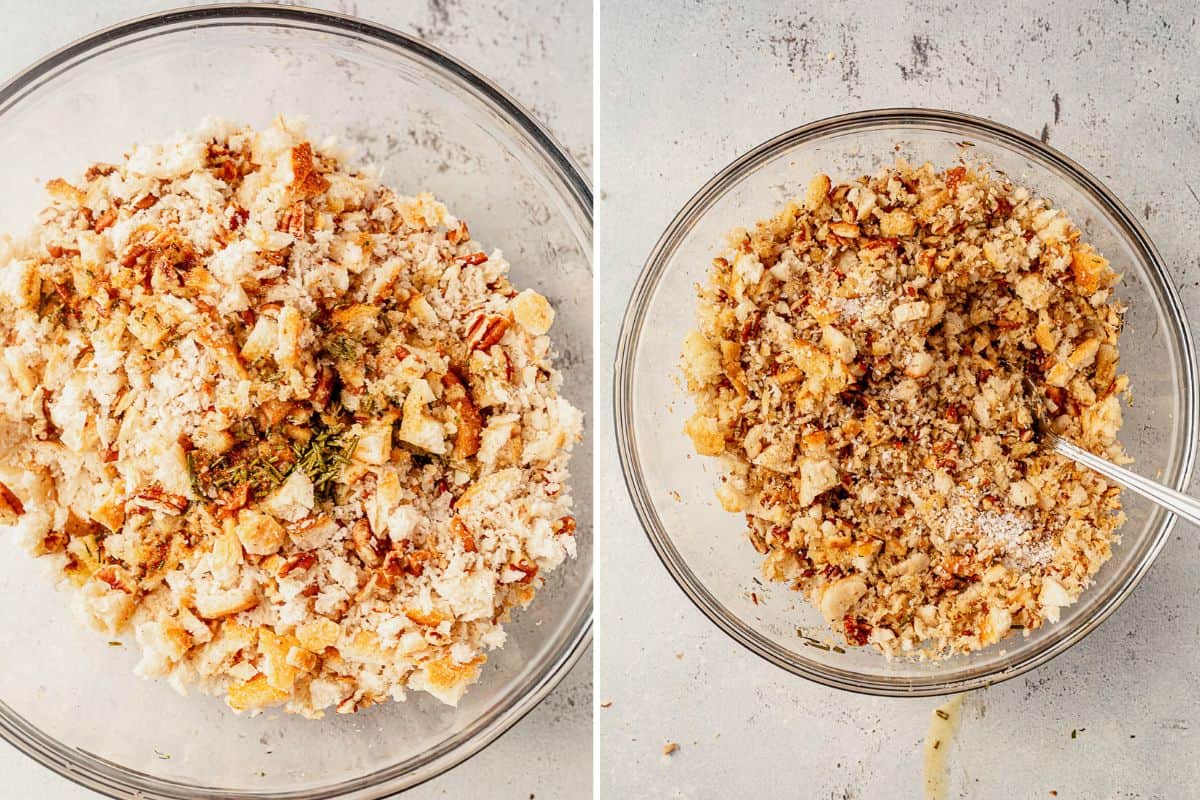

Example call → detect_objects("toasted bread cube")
510 289 555 335
684 412 724 456
296 617 340 653
879 210 916 237
414 655 486 706
1070 248 1114 295
227 673 289 713
261 470 314 522
805 174 831 212
818 575 867 624
194 575 259 619
235 508 286 556
258 628 303 691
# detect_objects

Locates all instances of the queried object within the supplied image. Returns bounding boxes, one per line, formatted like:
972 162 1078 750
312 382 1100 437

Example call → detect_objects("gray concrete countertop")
598 1 1198 798
0 1 591 798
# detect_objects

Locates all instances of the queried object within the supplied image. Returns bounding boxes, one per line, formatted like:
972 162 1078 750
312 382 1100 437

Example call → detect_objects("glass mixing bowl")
0 5 591 798
614 108 1196 696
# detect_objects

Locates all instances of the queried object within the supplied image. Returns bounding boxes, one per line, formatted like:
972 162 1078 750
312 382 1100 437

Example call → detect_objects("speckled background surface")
598 1 1198 798
0 1 591 798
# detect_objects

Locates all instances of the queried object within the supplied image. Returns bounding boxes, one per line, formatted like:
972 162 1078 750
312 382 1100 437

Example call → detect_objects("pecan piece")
442 369 482 459
97 565 135 594
311 365 335 410
351 518 381 567
84 163 117 181
38 530 68 554
127 486 189 515
282 203 307 238
446 220 470 244
450 516 477 552
215 483 251 518
228 203 249 230
278 551 317 578
467 314 510 351
510 558 538 584
843 615 872 647
402 549 434 577
92 208 118 233
0 481 25 518
119 242 149 268
458 251 488 266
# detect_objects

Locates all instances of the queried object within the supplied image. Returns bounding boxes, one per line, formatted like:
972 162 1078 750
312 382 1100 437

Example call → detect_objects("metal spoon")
1022 376 1200 528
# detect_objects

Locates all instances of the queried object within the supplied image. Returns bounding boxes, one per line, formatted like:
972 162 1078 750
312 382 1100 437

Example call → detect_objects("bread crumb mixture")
682 161 1127 657
0 118 581 715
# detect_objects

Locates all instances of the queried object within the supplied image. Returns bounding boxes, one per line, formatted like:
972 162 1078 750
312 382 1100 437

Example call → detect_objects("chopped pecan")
127 486 189 515
446 220 470 244
442 369 482 459
39 530 68 554
402 549 434 577
1045 385 1067 411
84 163 117 181
97 565 135 594
740 311 762 342
510 558 538 584
0 481 25 518
467 314 510 351
92 208 118 233
119 242 148 268
228 204 249 230
215 483 251 518
278 551 317 578
843 615 872 646
311 366 335 410
458 251 488 265
282 203 307 238
944 166 967 189
450 516 477 552
351 518 381 567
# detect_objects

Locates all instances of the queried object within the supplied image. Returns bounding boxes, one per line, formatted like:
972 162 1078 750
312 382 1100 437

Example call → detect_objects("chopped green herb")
327 335 360 360
936 709 950 721
185 451 204 498
292 426 358 500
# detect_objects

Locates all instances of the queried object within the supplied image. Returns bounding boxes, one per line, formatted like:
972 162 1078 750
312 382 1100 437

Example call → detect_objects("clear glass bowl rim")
0 4 593 799
613 106 1198 697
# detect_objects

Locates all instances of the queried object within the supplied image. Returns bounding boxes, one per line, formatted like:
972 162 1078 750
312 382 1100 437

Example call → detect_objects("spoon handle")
1051 435 1200 529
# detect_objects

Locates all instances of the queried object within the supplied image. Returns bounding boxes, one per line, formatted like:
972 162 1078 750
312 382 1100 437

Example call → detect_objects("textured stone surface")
599 1 1198 798
0 1 591 798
